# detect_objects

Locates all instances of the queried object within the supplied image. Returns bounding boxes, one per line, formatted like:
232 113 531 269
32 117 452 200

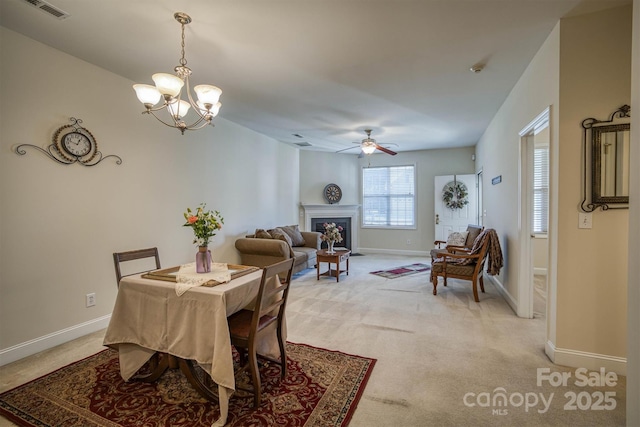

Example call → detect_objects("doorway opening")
477 170 483 227
518 108 549 319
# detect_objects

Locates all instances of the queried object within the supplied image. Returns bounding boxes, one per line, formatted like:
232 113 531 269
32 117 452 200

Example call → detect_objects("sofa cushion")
292 250 308 266
293 246 317 259
269 228 295 250
431 262 477 276
280 225 306 247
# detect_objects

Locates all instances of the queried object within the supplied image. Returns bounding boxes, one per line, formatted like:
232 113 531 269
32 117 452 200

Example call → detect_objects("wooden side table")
316 249 351 282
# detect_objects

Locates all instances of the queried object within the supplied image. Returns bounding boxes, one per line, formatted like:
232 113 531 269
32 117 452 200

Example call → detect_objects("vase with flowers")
183 203 224 273
321 222 343 254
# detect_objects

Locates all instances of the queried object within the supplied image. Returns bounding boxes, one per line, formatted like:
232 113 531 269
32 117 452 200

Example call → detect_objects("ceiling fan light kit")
336 129 398 156
362 129 397 156
133 12 222 134
361 137 377 154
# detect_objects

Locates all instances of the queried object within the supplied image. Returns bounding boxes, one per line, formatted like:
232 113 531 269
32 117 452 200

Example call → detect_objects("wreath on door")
442 181 469 210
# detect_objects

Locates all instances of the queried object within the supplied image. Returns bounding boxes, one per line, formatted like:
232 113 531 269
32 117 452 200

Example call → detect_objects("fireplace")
311 217 351 249
301 204 360 252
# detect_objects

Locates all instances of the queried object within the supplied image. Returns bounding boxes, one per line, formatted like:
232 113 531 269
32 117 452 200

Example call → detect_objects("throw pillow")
466 226 483 247
268 228 293 247
280 224 306 247
254 229 273 239
273 233 296 257
446 231 468 247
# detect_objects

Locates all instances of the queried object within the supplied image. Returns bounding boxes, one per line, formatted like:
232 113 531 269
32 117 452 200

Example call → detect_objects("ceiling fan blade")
336 146 360 153
375 144 397 155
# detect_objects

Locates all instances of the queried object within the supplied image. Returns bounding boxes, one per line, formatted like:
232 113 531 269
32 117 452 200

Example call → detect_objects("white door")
434 174 478 242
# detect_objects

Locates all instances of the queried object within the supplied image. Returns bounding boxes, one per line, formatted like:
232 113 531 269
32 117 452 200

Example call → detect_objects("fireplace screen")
311 217 351 249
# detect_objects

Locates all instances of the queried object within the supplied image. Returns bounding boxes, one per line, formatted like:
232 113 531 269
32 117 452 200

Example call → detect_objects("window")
362 165 415 228
533 145 549 234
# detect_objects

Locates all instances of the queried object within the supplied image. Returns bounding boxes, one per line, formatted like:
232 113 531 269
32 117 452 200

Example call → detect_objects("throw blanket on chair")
484 229 503 275
434 229 503 275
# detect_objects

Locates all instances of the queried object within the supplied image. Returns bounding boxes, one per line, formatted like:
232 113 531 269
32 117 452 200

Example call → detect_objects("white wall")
0 27 300 363
476 5 632 374
299 147 475 254
556 5 631 362
475 23 561 306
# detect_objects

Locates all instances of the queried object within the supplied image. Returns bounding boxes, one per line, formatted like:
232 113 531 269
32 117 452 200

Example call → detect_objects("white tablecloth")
103 269 282 426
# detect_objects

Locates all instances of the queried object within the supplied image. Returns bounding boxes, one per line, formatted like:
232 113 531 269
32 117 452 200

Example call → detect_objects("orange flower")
187 215 198 224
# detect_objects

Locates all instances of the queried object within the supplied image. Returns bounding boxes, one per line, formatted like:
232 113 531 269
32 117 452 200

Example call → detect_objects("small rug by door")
370 263 431 279
0 343 375 427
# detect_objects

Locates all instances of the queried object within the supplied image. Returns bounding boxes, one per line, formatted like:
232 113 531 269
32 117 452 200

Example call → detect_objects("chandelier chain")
179 22 187 67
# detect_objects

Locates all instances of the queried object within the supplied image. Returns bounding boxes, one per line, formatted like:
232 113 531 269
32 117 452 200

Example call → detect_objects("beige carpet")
534 274 547 319
0 254 625 426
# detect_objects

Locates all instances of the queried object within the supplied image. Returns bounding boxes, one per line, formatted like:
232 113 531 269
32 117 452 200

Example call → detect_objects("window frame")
361 164 417 230
532 142 549 235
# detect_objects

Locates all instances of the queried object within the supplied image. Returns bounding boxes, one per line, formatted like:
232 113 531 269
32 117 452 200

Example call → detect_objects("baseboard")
545 340 627 376
0 314 111 367
485 274 518 314
534 267 548 276
358 248 429 257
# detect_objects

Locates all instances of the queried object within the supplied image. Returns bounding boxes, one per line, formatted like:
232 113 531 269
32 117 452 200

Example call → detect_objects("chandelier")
133 12 222 134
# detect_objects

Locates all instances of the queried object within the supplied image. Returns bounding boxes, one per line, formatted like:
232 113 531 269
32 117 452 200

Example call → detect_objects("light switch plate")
578 212 592 229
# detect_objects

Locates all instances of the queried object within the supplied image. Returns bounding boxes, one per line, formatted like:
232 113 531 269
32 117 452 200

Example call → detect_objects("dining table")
103 263 280 427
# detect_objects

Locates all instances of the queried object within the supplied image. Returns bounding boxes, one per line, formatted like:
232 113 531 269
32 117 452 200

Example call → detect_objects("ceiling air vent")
20 0 70 20
294 142 312 147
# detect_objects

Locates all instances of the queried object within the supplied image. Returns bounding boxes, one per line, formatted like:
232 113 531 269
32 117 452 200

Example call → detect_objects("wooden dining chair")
113 247 161 287
227 258 294 408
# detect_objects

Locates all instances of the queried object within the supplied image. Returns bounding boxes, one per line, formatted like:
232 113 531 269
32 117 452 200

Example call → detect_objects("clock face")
62 132 91 156
323 183 342 204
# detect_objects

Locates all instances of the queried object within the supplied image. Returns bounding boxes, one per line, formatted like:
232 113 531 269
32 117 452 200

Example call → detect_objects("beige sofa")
235 225 322 274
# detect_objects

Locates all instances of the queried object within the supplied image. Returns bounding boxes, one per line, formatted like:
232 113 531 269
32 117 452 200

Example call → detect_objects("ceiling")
0 0 631 154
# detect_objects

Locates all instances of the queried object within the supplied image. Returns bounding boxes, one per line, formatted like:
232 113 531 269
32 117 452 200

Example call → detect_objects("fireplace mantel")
301 204 360 252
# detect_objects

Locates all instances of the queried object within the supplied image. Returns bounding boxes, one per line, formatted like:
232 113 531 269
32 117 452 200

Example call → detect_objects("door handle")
435 214 440 225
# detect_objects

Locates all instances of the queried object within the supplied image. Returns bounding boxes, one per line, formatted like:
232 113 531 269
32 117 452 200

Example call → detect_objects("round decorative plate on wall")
323 183 342 204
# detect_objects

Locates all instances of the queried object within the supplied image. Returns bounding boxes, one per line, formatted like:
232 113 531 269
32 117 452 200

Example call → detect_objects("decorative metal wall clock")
323 183 342 204
15 117 122 166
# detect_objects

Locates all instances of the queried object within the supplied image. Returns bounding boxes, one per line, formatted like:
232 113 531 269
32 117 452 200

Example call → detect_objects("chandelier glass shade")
133 12 222 134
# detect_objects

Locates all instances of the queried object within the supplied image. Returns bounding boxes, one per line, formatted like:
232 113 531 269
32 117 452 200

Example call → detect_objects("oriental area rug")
370 263 431 279
0 343 376 427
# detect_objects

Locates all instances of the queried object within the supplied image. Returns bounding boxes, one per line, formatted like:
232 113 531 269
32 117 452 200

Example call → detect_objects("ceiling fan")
336 129 398 156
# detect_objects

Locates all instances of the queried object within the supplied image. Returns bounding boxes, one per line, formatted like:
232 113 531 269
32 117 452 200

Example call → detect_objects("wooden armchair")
431 224 484 259
430 229 490 302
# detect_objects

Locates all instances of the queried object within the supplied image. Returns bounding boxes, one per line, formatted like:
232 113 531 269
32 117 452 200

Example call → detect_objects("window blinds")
533 146 549 234
362 165 415 227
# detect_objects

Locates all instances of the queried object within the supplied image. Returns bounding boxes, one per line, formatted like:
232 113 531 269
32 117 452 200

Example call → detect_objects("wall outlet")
406 239 411 245
578 212 592 229
86 293 96 307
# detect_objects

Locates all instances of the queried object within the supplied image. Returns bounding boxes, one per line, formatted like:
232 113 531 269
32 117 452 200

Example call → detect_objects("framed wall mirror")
592 124 630 203
581 105 631 212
